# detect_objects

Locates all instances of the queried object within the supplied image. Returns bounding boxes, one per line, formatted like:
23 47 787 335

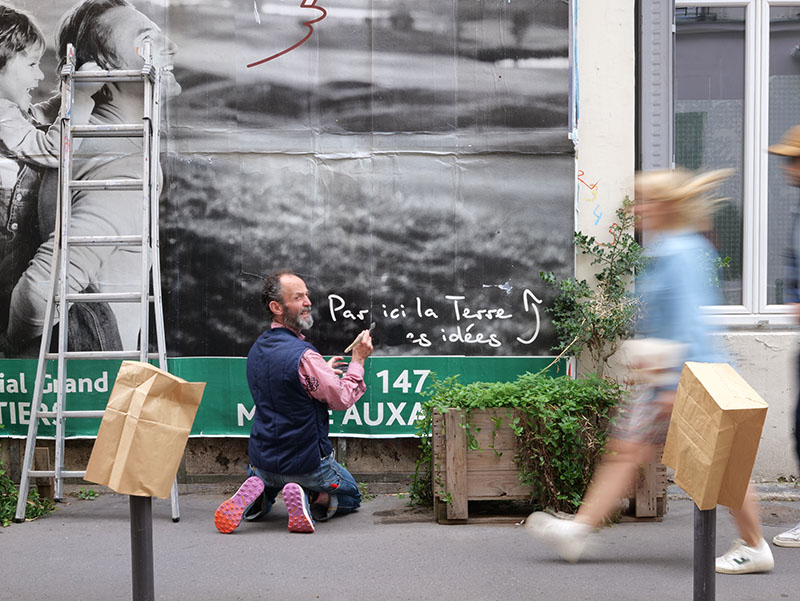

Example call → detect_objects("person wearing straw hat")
768 125 800 548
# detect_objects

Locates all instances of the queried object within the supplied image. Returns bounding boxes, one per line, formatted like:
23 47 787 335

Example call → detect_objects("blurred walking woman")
526 168 775 575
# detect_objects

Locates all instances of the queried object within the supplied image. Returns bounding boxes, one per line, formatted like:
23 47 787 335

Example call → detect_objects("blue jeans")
248 451 361 521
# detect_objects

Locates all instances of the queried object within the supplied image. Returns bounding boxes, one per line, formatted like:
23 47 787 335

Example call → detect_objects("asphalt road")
2 491 799 601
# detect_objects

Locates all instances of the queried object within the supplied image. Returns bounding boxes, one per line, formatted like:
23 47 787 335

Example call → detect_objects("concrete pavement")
1 490 799 601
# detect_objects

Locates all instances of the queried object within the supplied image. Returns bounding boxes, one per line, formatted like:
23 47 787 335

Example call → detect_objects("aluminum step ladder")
14 43 179 522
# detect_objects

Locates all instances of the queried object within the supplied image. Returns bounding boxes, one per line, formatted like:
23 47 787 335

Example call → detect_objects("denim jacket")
636 230 725 389
0 97 60 333
784 211 800 304
0 96 62 167
0 163 43 333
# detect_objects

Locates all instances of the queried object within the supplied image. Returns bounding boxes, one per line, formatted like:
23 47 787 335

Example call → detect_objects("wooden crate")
432 408 668 522
432 408 531 522
623 444 668 520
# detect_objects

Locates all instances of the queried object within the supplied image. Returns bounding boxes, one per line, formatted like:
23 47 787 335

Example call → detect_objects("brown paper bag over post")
662 362 768 511
84 361 205 498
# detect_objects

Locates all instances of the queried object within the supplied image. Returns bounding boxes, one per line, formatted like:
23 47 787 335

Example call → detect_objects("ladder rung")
71 124 145 138
72 69 154 83
29 470 86 479
68 235 144 246
45 350 159 360
69 179 144 191
38 410 105 419
59 292 152 303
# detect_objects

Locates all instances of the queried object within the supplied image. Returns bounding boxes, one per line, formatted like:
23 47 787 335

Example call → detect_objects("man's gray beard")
298 313 314 330
286 312 314 331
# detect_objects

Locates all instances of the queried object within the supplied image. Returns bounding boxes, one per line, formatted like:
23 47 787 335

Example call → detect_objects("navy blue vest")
246 327 333 474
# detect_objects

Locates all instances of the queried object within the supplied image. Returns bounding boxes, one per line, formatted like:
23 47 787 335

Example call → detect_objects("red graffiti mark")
599 222 619 247
576 169 598 191
608 222 619 244
247 0 328 68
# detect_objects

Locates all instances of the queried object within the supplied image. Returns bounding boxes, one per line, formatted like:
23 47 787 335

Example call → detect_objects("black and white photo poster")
0 0 573 360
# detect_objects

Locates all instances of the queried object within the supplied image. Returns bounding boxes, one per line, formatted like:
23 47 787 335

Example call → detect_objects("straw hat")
768 125 800 157
635 168 732 205
634 168 733 229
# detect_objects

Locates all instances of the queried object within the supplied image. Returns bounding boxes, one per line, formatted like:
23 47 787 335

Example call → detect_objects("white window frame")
676 0 797 326
758 0 799 322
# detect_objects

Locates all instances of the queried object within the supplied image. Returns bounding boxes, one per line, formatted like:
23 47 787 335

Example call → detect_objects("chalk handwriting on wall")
248 0 328 68
577 169 602 225
327 289 543 350
577 170 598 193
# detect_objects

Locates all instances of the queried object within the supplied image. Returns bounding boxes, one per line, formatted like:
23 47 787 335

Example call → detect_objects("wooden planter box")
625 444 669 520
432 408 530 522
432 408 667 523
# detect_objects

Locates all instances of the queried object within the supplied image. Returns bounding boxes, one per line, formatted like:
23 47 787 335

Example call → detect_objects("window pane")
675 7 745 305
767 7 800 305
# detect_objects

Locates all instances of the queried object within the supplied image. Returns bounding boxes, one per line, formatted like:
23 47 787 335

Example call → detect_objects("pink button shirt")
272 323 366 411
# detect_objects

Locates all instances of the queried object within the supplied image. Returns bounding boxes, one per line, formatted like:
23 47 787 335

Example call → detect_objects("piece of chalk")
344 322 375 353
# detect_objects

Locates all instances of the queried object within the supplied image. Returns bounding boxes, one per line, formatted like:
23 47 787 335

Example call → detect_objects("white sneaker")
715 538 774 574
773 523 800 548
524 511 591 563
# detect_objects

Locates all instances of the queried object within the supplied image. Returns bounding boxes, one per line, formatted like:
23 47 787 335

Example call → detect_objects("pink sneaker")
282 482 315 533
214 476 265 534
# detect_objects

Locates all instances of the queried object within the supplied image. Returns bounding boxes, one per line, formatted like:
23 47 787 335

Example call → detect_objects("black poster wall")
1 0 573 359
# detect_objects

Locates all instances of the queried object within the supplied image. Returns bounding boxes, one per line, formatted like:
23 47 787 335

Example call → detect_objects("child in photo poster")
0 4 100 175
0 4 98 339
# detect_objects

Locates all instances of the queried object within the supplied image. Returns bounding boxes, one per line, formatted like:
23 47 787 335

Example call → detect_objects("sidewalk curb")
667 482 800 502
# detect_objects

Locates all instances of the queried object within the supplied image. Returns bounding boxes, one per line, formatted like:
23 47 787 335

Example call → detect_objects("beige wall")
573 0 637 373
716 331 798 480
575 0 635 247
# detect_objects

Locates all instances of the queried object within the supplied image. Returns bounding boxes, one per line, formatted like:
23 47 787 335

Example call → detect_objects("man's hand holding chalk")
344 323 375 366
344 322 375 353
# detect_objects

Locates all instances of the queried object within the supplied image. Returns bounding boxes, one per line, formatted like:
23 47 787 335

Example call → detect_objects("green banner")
0 356 567 439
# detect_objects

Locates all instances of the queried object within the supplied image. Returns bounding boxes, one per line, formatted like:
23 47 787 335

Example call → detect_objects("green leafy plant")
0 458 56 527
410 372 622 513
357 482 376 502
511 374 621 510
77 488 99 500
540 197 646 376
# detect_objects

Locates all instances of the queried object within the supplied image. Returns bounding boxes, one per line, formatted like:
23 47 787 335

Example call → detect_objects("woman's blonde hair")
634 168 733 230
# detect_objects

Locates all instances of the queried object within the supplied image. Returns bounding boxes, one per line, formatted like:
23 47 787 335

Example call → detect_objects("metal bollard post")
130 495 155 601
693 506 715 601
